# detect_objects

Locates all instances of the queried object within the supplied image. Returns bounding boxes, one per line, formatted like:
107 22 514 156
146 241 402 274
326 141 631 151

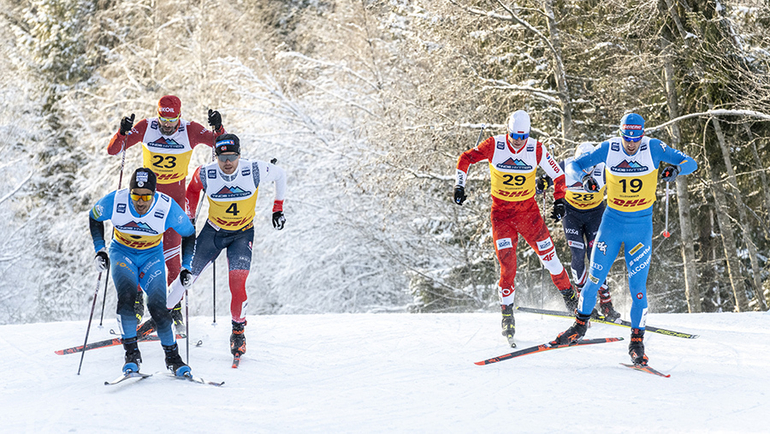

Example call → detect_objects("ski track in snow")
1 312 768 433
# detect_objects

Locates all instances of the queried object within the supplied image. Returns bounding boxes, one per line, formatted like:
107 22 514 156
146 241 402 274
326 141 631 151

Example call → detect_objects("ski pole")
99 129 129 326
184 286 190 362
662 182 671 238
78 271 103 375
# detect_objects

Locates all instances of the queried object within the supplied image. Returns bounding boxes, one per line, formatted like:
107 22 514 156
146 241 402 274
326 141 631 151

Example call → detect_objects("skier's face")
158 114 180 136
622 136 641 155
130 188 154 215
217 152 240 174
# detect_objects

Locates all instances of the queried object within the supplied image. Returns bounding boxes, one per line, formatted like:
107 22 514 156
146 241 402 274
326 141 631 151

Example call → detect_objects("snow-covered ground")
1 311 768 433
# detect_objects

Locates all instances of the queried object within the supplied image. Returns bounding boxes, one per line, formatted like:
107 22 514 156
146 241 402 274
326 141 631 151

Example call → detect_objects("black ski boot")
500 304 516 348
560 288 579 312
598 285 621 323
230 321 247 356
134 288 145 324
163 343 191 377
628 328 649 366
550 311 591 346
170 302 184 328
122 337 142 373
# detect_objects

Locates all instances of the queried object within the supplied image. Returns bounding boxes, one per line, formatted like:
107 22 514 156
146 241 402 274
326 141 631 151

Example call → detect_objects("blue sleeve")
567 141 609 180
88 191 116 252
166 200 195 237
650 139 698 176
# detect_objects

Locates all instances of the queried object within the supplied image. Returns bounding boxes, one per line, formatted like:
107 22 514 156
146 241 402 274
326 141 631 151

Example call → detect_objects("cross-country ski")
475 337 623 366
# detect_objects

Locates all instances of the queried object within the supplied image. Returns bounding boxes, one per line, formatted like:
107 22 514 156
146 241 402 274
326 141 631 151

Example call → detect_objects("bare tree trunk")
542 0 573 142
708 165 750 311
662 38 701 312
707 98 766 310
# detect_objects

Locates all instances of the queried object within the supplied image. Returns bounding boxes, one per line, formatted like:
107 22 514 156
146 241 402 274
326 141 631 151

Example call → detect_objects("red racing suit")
456 134 572 305
108 117 224 285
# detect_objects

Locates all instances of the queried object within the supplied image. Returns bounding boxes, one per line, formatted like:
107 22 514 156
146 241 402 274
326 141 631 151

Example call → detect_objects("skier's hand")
272 211 286 230
551 198 567 221
180 269 193 288
661 165 680 182
454 186 466 205
535 175 550 194
119 114 135 135
581 174 599 192
208 109 222 132
94 249 109 272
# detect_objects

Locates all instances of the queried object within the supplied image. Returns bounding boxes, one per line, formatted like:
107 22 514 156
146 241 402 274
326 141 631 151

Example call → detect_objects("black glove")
582 174 599 192
180 269 193 288
119 114 135 135
272 211 286 230
94 249 109 272
535 175 551 194
454 186 467 205
551 198 567 221
208 109 222 132
661 165 680 182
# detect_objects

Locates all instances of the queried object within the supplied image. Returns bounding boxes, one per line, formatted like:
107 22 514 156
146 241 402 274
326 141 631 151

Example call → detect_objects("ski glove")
208 109 222 132
119 114 135 135
535 175 551 194
551 198 567 221
454 186 467 205
661 165 680 182
179 269 193 288
94 249 109 272
582 174 599 192
272 211 286 230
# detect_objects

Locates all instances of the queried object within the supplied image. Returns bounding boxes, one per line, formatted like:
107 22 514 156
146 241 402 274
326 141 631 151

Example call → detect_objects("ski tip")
473 361 486 366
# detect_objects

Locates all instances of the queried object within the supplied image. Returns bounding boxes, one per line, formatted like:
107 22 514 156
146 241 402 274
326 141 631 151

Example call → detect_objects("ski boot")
550 311 591 346
230 321 247 356
163 343 191 377
628 328 649 366
500 304 516 348
560 288 579 313
170 302 184 329
134 288 145 324
122 337 142 373
598 285 621 323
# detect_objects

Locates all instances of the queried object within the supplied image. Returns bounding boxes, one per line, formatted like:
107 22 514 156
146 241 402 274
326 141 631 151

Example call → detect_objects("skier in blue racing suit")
549 113 697 366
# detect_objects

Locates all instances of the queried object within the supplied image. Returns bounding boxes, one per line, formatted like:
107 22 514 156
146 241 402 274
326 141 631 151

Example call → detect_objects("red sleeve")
186 122 225 149
185 166 204 219
107 119 148 155
457 136 496 172
535 142 567 200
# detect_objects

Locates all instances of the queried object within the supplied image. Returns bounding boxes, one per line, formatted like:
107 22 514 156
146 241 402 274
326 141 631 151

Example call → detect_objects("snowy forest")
2 0 770 325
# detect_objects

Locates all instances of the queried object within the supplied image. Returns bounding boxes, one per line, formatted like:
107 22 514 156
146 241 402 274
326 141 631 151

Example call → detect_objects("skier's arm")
187 121 226 149
537 143 566 200
651 140 698 176
166 199 196 269
456 136 495 187
87 192 116 252
185 167 205 222
567 141 609 180
107 119 148 155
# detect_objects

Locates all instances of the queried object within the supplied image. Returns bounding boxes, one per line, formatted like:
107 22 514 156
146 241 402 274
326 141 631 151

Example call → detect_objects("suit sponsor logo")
496 238 513 250
147 137 184 150
611 160 648 173
211 186 252 199
496 157 532 171
596 241 607 255
116 221 158 235
611 198 650 208
117 203 126 213
208 169 218 179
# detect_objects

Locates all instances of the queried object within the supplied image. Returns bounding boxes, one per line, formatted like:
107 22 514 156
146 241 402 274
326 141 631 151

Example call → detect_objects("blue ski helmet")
619 113 644 139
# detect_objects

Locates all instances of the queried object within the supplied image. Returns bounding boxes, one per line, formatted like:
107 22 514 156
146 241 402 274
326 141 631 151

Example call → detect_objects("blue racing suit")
89 189 194 343
566 137 697 329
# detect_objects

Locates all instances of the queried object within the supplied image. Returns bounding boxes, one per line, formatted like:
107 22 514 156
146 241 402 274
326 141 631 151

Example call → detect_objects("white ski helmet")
507 110 531 140
575 142 595 159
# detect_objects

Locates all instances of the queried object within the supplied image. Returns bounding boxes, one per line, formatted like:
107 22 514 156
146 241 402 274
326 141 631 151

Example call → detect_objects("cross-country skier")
537 143 621 322
550 113 697 366
107 95 224 326
170 134 287 360
89 168 196 376
454 110 579 348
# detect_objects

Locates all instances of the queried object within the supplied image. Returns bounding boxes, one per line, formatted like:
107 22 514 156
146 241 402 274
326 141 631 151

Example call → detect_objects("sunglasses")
130 193 154 202
158 115 180 123
622 134 643 143
218 154 239 162
509 132 529 141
